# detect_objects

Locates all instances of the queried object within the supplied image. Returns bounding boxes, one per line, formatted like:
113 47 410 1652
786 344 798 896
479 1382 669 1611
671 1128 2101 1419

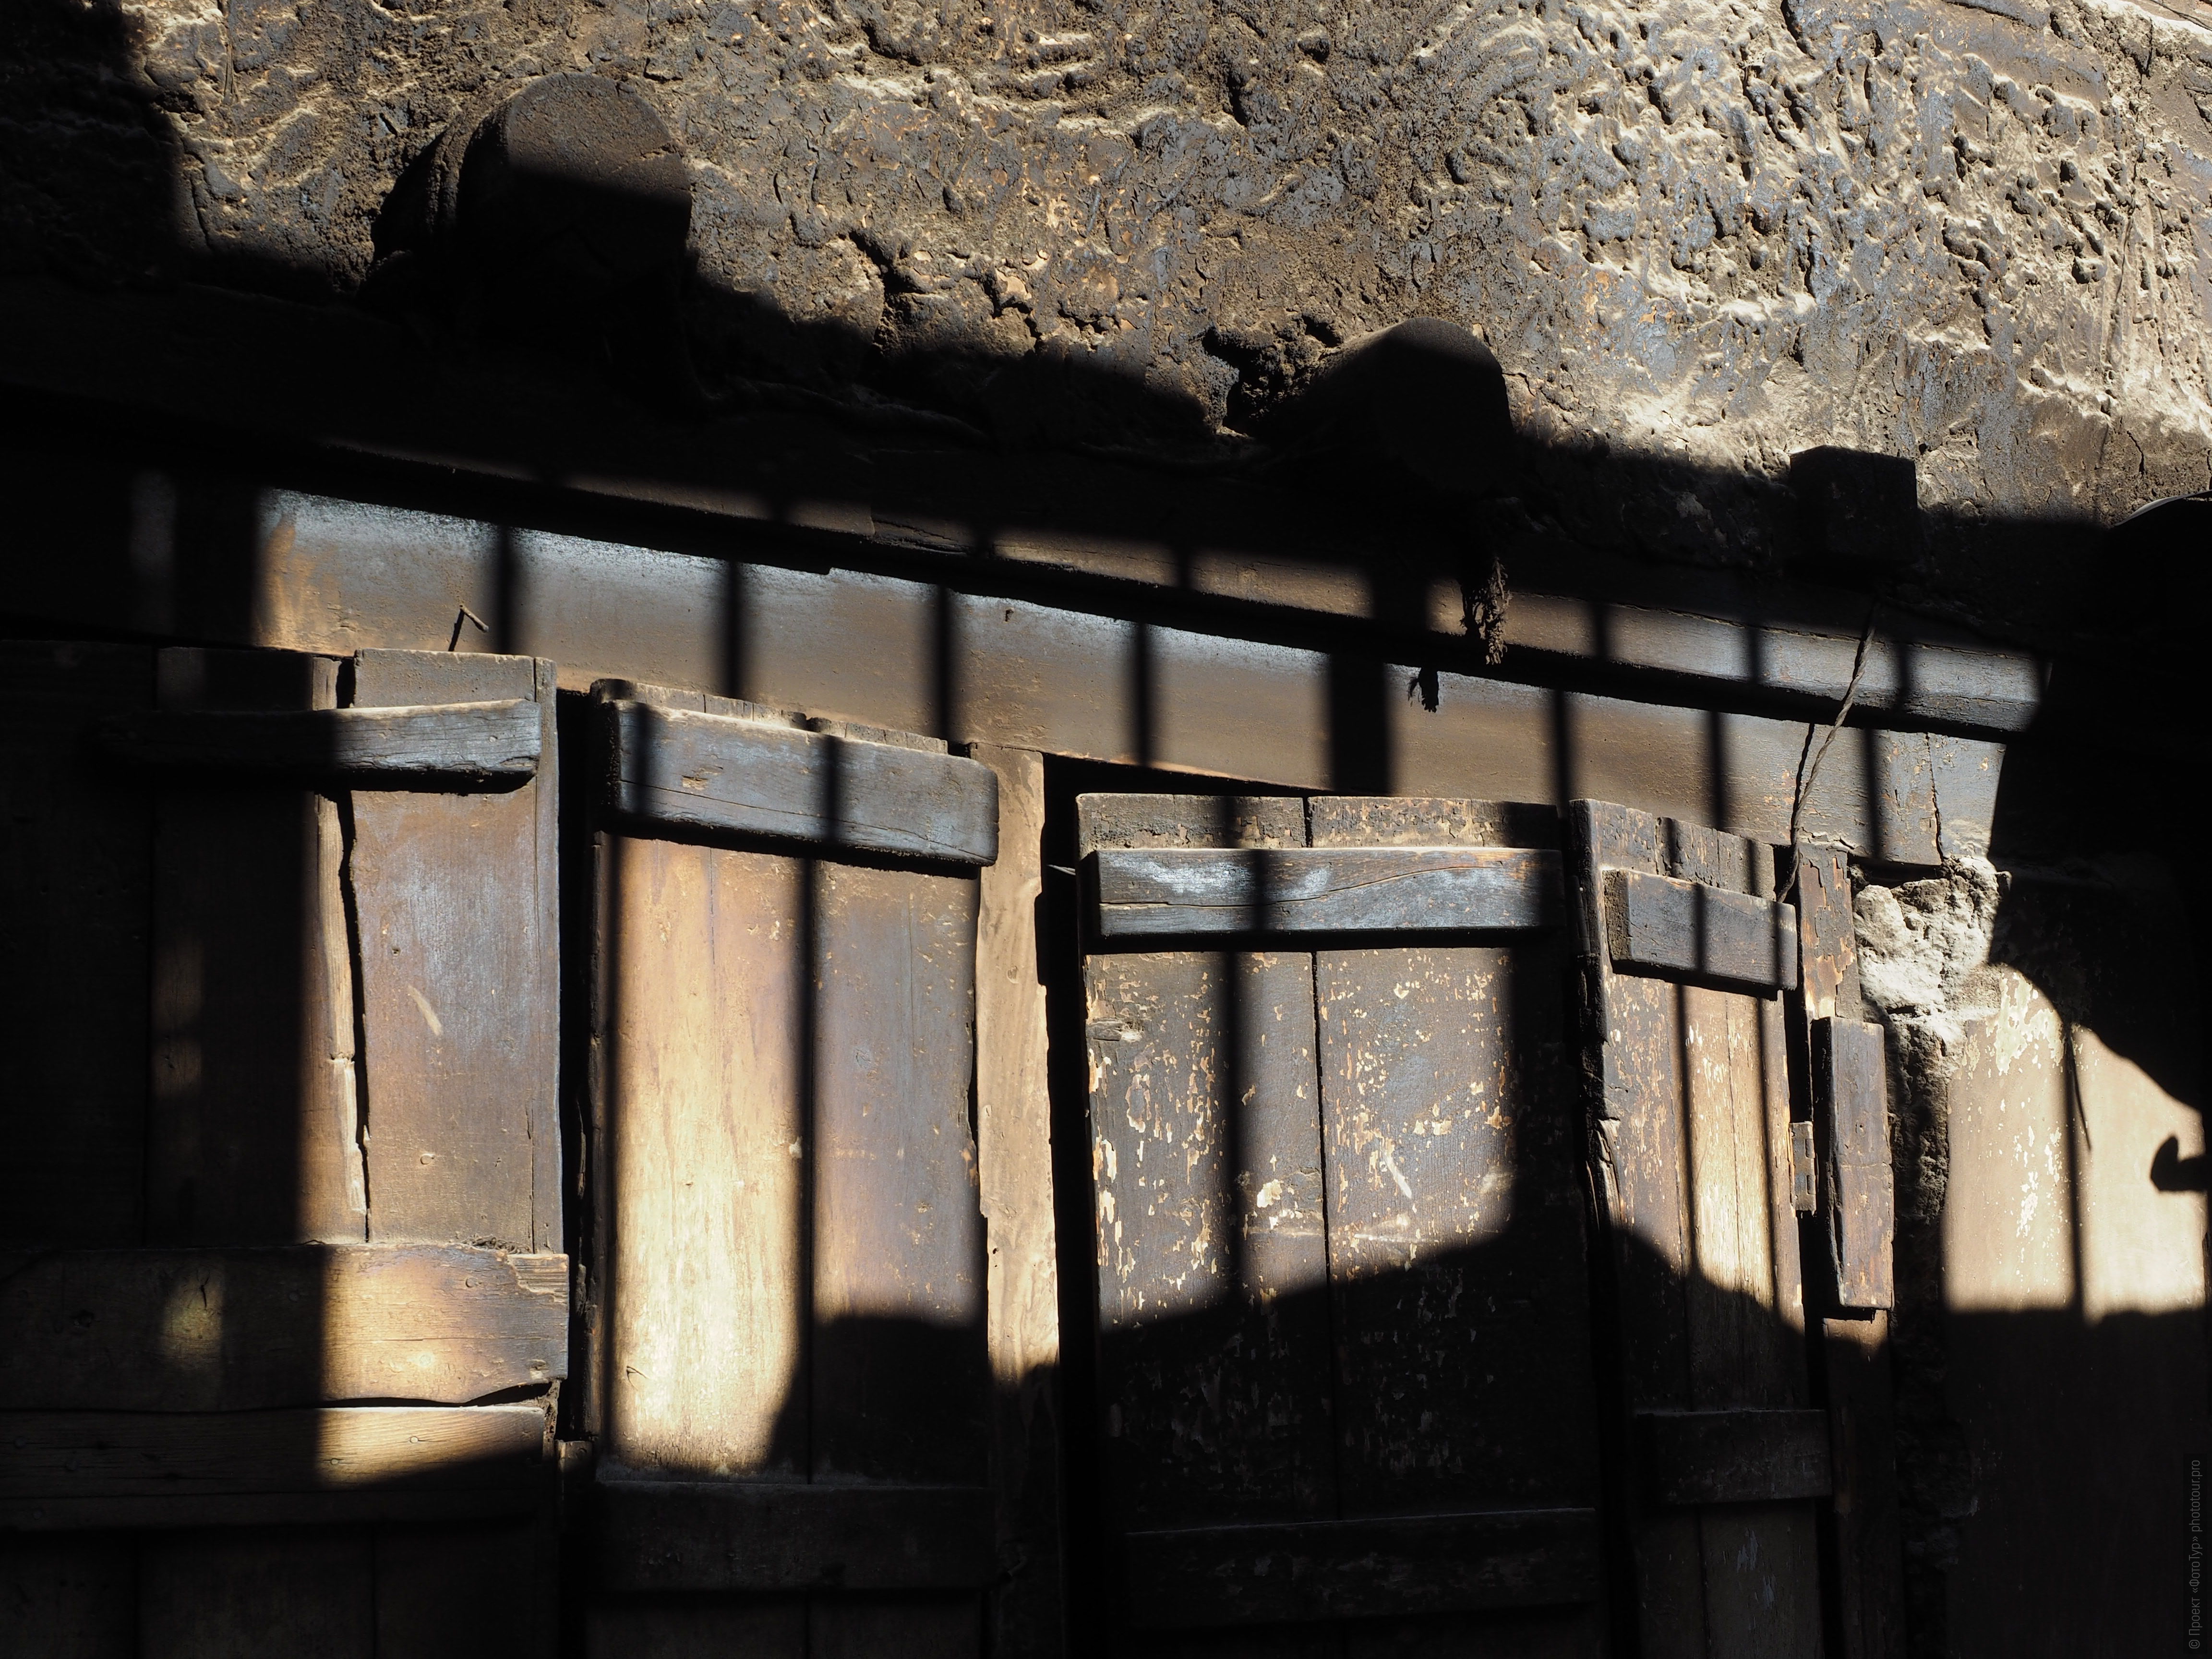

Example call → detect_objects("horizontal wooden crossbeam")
0 1246 568 1411
1091 845 1562 938
595 1479 995 1591
97 700 541 780
602 698 998 865
1118 1508 1603 1626
1602 867 1798 992
1636 1408 1834 1506
0 1405 549 1530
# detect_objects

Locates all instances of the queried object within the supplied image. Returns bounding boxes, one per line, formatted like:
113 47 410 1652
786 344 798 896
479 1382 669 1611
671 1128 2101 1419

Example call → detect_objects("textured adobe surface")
4 0 2211 624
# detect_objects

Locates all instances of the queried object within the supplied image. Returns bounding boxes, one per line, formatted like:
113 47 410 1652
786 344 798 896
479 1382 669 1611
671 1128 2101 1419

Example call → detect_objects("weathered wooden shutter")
1079 793 1606 1655
0 643 565 1656
579 681 1000 1656
1569 802 1897 1659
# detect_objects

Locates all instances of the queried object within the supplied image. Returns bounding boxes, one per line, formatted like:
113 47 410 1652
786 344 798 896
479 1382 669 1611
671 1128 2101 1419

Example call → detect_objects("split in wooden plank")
98 701 541 781
1813 1018 1895 1312
601 695 998 865
1602 867 1797 993
1118 1508 1604 1627
594 1480 994 1591
1090 846 1561 938
0 1246 566 1410
0 1405 548 1522
1636 1410 1834 1506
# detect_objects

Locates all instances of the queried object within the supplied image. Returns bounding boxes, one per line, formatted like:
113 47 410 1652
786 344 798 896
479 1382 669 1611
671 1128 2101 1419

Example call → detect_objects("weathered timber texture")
147 647 365 1245
1824 1312 1906 1659
1120 1509 1603 1626
603 695 998 865
0 1534 135 1659
0 1246 566 1410
97 700 540 779
810 859 987 1486
1792 843 1862 1024
1603 867 1798 993
596 1481 994 1591
0 641 152 1247
373 1518 555 1659
970 745 1066 1659
1570 798 1822 1659
141 1530 374 1659
1814 1018 1896 1312
604 836 806 1478
1637 1409 1834 1506
0 1405 547 1527
348 650 558 1251
1091 845 1561 937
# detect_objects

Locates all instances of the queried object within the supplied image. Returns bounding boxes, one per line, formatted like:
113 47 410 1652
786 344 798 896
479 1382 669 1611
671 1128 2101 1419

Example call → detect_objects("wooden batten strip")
1091 845 1562 937
0 1405 549 1530
601 697 998 865
1636 1409 1835 1506
1813 1018 1896 1311
1602 867 1799 992
0 1246 568 1410
595 1480 995 1591
1118 1508 1603 1627
98 700 541 780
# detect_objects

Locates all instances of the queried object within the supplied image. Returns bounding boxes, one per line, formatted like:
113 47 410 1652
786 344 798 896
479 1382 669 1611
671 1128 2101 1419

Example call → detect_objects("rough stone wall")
7 0 2212 621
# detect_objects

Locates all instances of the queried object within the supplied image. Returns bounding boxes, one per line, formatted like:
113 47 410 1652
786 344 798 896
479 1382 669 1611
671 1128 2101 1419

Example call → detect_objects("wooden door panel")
606 835 806 1479
1085 946 1333 1527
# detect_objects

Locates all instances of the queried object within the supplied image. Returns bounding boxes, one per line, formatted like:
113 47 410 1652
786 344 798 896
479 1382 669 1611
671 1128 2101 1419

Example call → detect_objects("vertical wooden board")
0 1535 135 1659
149 646 364 1245
811 861 987 1486
1680 987 1788 1409
374 1519 553 1659
810 1595 982 1659
607 836 807 1479
0 641 152 1245
350 650 550 1249
585 1598 805 1659
1084 949 1336 1527
970 745 1064 1658
140 1530 374 1659
1825 1313 1905 1659
1316 943 1599 1514
1791 845 1859 1023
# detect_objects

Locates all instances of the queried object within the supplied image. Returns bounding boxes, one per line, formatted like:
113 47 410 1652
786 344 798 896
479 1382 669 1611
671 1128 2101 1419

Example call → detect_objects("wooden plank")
0 1535 135 1658
810 860 987 1485
0 1246 567 1409
605 836 806 1478
1305 795 1562 850
1566 800 1705 1659
1120 1508 1603 1627
141 1529 374 1659
96 700 541 779
349 650 553 1250
1824 1313 1906 1659
602 696 998 864
1091 845 1562 938
585 1600 804 1659
1637 1410 1833 1505
1314 939 1599 1518
1076 794 1306 857
1791 844 1860 1022
1814 1018 1895 1312
0 1406 546 1503
812 1598 983 1659
0 641 153 1245
595 1481 994 1590
1603 867 1798 992
1085 948 1335 1528
148 646 366 1245
970 744 1065 1659
374 1517 554 1659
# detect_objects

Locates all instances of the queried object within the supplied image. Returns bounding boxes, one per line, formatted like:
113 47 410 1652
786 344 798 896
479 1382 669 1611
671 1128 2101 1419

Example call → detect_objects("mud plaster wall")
8 0 2212 630
1857 856 2209 1656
